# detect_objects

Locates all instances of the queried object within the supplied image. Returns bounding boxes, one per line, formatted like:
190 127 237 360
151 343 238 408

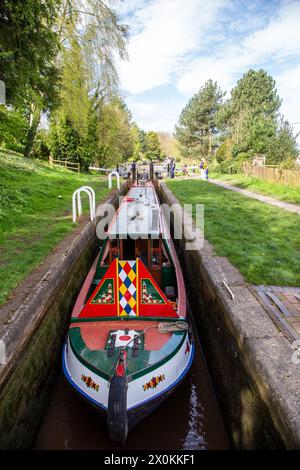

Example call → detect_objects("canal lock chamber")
1 179 293 450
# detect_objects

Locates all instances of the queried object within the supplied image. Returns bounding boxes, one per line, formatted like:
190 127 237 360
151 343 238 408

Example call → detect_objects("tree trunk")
24 107 41 158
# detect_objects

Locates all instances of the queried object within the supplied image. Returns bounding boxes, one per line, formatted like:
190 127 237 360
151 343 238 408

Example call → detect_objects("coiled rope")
157 321 189 334
121 321 189 350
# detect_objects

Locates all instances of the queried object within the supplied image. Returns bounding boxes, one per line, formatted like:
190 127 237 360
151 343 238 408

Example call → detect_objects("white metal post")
72 187 96 223
108 171 120 189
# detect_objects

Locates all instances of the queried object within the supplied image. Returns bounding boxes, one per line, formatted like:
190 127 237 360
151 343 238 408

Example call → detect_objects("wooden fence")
243 162 300 186
49 155 80 173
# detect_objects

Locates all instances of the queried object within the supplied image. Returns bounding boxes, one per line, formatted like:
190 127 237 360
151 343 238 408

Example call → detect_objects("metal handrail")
72 186 96 223
108 171 120 189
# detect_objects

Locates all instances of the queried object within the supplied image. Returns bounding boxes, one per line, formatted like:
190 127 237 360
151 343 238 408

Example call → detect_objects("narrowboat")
62 180 195 443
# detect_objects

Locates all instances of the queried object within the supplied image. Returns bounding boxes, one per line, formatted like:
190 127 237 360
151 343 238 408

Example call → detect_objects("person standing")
203 160 209 179
200 159 206 179
183 163 188 177
170 159 176 178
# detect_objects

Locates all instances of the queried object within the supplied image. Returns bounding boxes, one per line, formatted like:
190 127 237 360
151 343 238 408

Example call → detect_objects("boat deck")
70 320 171 351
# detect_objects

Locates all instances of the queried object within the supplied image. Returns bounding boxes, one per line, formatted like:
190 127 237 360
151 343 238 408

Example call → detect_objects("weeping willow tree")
0 0 129 158
48 2 133 169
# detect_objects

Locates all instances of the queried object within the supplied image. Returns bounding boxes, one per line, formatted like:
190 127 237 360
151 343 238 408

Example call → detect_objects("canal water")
34 327 228 450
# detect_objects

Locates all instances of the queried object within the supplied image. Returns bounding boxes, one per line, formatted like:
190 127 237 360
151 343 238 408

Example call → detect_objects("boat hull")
62 333 194 431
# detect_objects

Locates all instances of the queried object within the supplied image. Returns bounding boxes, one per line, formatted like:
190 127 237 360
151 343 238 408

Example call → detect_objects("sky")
114 0 300 137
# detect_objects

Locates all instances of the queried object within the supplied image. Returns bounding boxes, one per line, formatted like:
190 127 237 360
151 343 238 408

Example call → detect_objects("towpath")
184 175 300 216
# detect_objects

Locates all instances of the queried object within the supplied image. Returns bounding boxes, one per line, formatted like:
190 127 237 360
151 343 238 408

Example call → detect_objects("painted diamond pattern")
128 284 136 296
118 260 137 316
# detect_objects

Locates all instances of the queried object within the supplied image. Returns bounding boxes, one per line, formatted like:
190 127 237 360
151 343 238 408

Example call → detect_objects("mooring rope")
120 321 189 351
157 321 189 334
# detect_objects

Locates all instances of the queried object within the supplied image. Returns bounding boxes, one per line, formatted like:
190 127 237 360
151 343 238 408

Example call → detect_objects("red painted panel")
71 320 171 351
78 261 117 318
77 257 178 319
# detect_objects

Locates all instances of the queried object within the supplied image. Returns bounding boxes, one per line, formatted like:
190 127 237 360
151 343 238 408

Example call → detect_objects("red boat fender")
115 349 127 377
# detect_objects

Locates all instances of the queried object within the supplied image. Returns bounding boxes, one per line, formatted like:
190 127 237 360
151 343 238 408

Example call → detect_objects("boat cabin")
78 183 180 319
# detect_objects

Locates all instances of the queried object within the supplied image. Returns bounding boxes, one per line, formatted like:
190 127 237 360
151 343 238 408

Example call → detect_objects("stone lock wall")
158 182 300 450
0 183 128 449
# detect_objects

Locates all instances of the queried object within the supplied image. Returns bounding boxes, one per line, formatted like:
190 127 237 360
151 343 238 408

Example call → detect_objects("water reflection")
182 382 207 450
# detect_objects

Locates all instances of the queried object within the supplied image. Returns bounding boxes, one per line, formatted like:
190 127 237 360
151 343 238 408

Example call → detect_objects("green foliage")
247 116 276 154
210 158 243 174
214 69 298 166
0 0 130 162
59 38 90 138
229 69 281 121
48 30 133 170
215 138 233 163
146 131 164 160
49 116 88 166
0 0 61 106
267 118 298 165
157 132 180 159
96 98 134 167
61 0 129 96
0 106 27 152
31 129 51 161
175 79 224 160
129 126 164 162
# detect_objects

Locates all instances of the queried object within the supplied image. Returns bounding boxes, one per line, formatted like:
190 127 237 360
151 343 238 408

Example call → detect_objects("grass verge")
210 172 300 205
0 153 110 305
167 178 300 286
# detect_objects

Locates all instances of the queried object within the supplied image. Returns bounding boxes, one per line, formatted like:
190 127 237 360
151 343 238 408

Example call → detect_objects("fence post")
49 155 53 166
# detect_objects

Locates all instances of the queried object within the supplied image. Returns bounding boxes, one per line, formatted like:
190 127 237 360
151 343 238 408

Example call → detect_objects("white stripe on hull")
63 335 193 411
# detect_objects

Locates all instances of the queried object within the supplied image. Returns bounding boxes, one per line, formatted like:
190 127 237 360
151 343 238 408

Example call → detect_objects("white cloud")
117 0 228 94
126 97 185 132
116 0 300 133
243 1 300 62
177 0 300 95
276 64 300 128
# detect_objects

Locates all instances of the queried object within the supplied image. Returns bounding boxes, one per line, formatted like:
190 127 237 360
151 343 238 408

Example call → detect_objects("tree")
0 0 129 159
0 0 62 158
96 97 134 167
48 35 91 169
267 118 298 165
146 131 164 160
216 69 288 163
48 17 131 170
57 36 90 139
0 0 61 105
49 115 87 165
229 69 281 121
58 0 128 97
131 124 148 161
175 79 224 159
0 105 27 153
157 132 180 159
221 69 281 151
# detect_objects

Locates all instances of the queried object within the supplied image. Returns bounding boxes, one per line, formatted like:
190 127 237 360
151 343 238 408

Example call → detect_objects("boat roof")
108 183 161 238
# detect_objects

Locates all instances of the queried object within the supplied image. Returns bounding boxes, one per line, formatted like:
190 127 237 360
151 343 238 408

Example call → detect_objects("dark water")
34 335 228 450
